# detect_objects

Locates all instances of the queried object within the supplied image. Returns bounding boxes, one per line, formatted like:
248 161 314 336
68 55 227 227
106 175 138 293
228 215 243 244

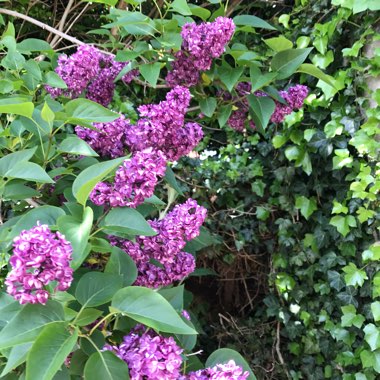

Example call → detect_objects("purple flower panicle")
126 86 203 161
90 148 167 208
5 224 73 305
166 17 235 87
111 199 207 288
46 45 138 106
104 325 183 380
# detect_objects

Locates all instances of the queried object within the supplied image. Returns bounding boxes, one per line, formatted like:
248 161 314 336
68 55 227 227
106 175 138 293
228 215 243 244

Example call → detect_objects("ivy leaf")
364 324 380 351
295 196 317 220
330 215 357 237
341 305 365 328
343 263 368 288
371 302 380 322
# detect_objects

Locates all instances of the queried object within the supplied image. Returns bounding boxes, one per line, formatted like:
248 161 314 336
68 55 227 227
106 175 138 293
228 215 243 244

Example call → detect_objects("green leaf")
0 343 32 377
247 94 276 132
57 206 94 270
218 65 244 92
170 0 192 15
41 102 55 123
58 136 98 157
65 99 119 125
139 63 161 88
295 195 317 220
72 156 126 205
371 302 380 322
343 263 368 287
105 246 138 287
158 285 184 311
0 97 34 118
341 305 365 328
103 12 155 36
189 4 211 20
75 272 123 308
233 15 276 31
327 270 345 291
44 72 68 89
206 348 257 380
5 162 53 183
10 206 66 239
364 324 380 351
102 207 156 236
17 39 52 52
75 308 103 327
111 286 197 335
217 104 232 127
330 215 357 237
26 323 78 380
83 351 130 380
296 63 336 88
0 148 36 176
264 36 293 51
200 97 217 118
164 166 184 195
250 66 277 92
271 48 313 79
0 301 64 350
272 134 287 149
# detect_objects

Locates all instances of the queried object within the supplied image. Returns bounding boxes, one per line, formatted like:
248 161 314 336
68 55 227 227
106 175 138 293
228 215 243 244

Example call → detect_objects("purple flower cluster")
90 148 167 208
5 224 73 305
166 17 235 87
104 325 183 380
46 45 137 106
227 83 309 132
111 199 207 288
75 115 131 158
181 360 250 380
125 86 203 161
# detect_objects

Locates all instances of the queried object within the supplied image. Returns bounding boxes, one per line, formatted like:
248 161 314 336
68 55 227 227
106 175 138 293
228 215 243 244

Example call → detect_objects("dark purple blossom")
75 115 131 158
5 224 73 305
104 325 183 380
90 148 167 208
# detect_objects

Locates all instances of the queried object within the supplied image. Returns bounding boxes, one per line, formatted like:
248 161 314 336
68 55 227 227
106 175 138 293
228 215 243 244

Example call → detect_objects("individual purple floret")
104 325 183 380
90 148 167 208
181 360 250 380
46 45 138 106
126 86 203 161
75 115 131 158
166 17 235 87
5 224 73 305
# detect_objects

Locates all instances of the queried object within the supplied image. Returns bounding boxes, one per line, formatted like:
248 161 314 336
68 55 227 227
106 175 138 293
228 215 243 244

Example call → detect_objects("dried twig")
50 0 76 48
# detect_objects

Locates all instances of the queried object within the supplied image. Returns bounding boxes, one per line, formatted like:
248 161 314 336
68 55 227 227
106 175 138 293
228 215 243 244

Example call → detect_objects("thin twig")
50 0 76 48
53 2 90 47
0 8 85 46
